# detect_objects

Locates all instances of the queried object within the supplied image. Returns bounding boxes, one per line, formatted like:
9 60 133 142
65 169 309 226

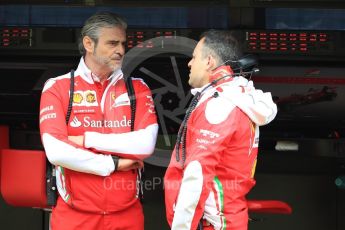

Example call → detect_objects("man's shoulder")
130 77 151 90
203 93 238 125
42 72 71 93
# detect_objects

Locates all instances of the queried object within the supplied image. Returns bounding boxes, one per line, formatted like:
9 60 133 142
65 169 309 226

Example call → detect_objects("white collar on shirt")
76 57 123 84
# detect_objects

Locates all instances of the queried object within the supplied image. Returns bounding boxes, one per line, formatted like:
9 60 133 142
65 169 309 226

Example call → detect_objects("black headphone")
212 54 259 73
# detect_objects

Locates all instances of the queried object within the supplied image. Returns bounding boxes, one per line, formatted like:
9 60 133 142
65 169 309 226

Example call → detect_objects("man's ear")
206 55 216 71
83 36 95 54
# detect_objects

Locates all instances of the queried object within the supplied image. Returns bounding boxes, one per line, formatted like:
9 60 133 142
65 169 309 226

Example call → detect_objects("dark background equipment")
0 1 345 229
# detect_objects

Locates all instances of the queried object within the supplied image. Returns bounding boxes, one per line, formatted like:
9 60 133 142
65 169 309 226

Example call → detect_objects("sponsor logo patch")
73 90 98 107
111 93 130 108
200 129 220 139
69 115 131 128
73 93 83 104
70 116 82 128
40 112 57 124
86 92 96 103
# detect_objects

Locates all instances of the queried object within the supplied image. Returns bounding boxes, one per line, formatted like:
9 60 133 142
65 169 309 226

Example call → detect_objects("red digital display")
126 30 177 49
246 30 332 54
1 28 32 47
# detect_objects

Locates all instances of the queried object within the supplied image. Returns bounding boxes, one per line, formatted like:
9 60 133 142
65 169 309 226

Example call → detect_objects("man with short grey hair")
40 12 158 230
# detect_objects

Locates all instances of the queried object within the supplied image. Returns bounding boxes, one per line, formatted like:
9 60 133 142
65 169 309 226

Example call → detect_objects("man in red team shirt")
164 30 277 230
39 12 158 230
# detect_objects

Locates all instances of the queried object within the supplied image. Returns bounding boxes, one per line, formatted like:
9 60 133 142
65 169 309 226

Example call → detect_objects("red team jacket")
40 58 158 213
164 66 277 230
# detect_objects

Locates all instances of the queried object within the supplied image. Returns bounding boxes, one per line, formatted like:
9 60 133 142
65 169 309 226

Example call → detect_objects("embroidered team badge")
111 92 130 108
86 92 96 103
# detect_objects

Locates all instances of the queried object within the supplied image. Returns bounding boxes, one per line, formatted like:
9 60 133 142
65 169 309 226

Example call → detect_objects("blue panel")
0 5 30 26
0 5 228 28
266 8 345 31
31 6 94 27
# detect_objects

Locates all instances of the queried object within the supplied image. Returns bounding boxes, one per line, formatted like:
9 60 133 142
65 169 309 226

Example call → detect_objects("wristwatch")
111 156 119 171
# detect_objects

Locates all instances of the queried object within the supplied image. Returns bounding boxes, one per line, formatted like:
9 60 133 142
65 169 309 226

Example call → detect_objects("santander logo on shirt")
70 116 131 128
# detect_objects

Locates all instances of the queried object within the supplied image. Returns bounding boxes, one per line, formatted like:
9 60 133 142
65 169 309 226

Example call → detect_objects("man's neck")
209 65 234 84
84 56 112 84
94 72 110 85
